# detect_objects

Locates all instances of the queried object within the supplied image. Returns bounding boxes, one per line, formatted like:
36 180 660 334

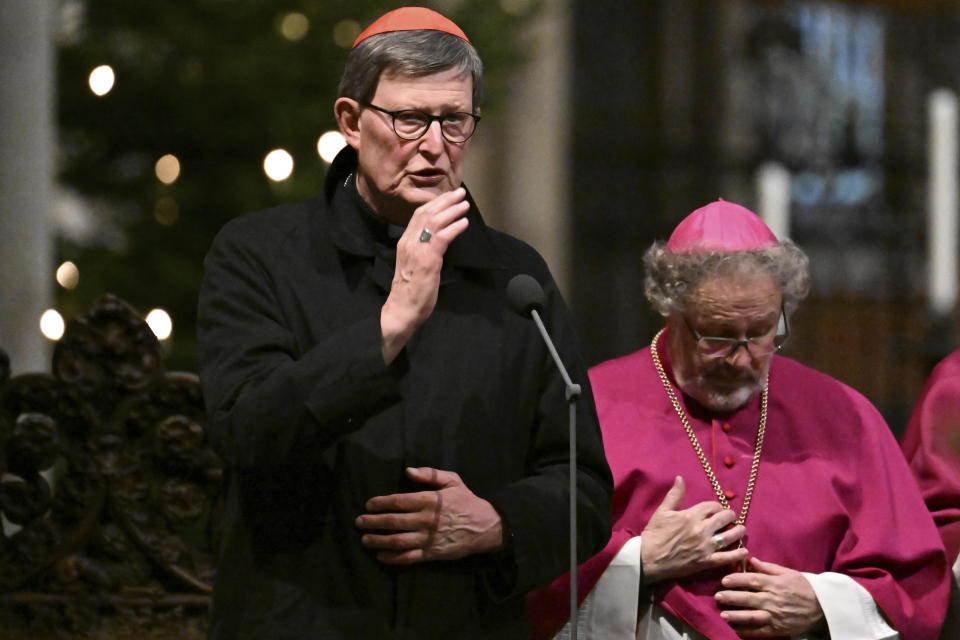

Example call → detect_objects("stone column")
465 0 573 296
501 0 573 295
0 0 54 374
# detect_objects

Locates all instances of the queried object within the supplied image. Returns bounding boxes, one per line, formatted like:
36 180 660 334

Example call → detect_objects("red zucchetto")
353 6 470 48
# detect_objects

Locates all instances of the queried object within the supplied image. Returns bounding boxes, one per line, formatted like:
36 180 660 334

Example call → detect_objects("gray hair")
643 240 811 317
338 30 484 110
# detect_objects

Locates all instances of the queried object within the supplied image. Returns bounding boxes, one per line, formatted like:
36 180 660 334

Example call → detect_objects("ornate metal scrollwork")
0 295 220 639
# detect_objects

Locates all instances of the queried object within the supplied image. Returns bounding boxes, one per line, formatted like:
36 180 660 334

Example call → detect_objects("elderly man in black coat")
196 7 612 639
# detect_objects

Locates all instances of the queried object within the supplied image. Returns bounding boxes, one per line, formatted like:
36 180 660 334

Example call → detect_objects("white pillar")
927 88 958 316
756 161 791 241
0 0 55 373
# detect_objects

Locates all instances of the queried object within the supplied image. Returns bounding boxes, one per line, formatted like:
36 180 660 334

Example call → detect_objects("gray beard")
683 376 763 412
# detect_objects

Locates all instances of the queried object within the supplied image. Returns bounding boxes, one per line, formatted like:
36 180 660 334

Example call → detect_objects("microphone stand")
529 308 582 640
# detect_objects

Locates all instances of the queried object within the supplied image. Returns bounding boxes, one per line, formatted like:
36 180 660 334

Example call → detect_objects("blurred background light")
154 196 180 226
88 64 115 96
155 154 181 184
263 149 294 181
280 12 309 41
56 261 80 289
39 310 65 341
145 308 173 340
317 131 346 164
333 20 361 48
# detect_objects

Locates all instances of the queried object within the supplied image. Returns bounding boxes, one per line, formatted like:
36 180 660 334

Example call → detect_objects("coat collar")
322 146 509 271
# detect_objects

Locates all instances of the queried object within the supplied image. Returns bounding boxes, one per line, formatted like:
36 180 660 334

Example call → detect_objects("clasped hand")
716 557 825 637
355 466 503 565
642 477 824 637
640 476 749 584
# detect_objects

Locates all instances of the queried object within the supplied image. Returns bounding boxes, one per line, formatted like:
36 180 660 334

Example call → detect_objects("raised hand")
380 188 470 364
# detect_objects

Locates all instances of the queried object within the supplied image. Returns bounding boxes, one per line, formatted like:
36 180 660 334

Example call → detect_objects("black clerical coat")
197 148 612 639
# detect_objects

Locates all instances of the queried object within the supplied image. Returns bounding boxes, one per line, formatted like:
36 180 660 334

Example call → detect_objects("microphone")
506 274 582 639
506 273 545 315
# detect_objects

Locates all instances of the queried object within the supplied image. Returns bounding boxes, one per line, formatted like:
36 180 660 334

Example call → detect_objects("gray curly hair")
338 30 484 109
643 240 811 317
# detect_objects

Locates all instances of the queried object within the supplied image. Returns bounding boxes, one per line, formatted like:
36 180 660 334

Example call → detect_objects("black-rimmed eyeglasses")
360 101 480 143
683 304 789 359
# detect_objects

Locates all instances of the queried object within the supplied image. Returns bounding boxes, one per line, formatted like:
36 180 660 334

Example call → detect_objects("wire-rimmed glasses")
683 304 789 359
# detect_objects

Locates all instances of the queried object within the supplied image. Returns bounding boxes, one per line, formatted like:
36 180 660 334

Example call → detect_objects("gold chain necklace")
650 328 767 527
